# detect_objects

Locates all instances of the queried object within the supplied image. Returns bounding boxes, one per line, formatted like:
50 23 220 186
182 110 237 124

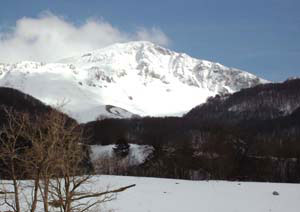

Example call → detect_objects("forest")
83 79 300 182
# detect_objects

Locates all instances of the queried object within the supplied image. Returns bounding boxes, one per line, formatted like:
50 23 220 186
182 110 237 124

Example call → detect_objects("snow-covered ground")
96 175 300 212
1 175 299 212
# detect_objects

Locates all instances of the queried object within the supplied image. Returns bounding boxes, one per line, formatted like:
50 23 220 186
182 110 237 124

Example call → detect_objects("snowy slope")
0 41 268 123
1 175 299 212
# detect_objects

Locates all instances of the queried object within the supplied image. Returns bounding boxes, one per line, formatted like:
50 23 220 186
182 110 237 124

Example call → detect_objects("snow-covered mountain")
0 41 268 123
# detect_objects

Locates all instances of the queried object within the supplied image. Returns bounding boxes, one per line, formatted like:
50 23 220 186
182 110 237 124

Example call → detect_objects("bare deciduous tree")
0 107 29 212
0 107 135 212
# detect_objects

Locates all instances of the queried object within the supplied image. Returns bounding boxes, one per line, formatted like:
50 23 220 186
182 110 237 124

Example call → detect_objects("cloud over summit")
0 12 170 63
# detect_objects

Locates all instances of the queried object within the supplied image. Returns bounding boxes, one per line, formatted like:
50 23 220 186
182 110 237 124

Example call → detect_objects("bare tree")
0 107 135 212
0 107 29 212
44 112 133 212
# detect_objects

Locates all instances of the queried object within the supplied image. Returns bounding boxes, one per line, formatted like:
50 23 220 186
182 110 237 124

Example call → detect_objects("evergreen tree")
113 137 130 157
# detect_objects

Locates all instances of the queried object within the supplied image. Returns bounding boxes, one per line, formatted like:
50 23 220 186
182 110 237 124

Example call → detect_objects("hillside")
185 78 300 123
0 87 53 126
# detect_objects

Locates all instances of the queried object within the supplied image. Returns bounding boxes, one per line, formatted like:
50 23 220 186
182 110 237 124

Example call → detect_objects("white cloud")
136 27 170 47
0 12 170 63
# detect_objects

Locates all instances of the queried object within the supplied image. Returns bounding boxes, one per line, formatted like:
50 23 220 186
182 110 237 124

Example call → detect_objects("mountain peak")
59 40 173 64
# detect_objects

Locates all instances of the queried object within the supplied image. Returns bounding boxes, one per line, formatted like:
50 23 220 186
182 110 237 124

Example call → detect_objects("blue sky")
0 0 299 81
